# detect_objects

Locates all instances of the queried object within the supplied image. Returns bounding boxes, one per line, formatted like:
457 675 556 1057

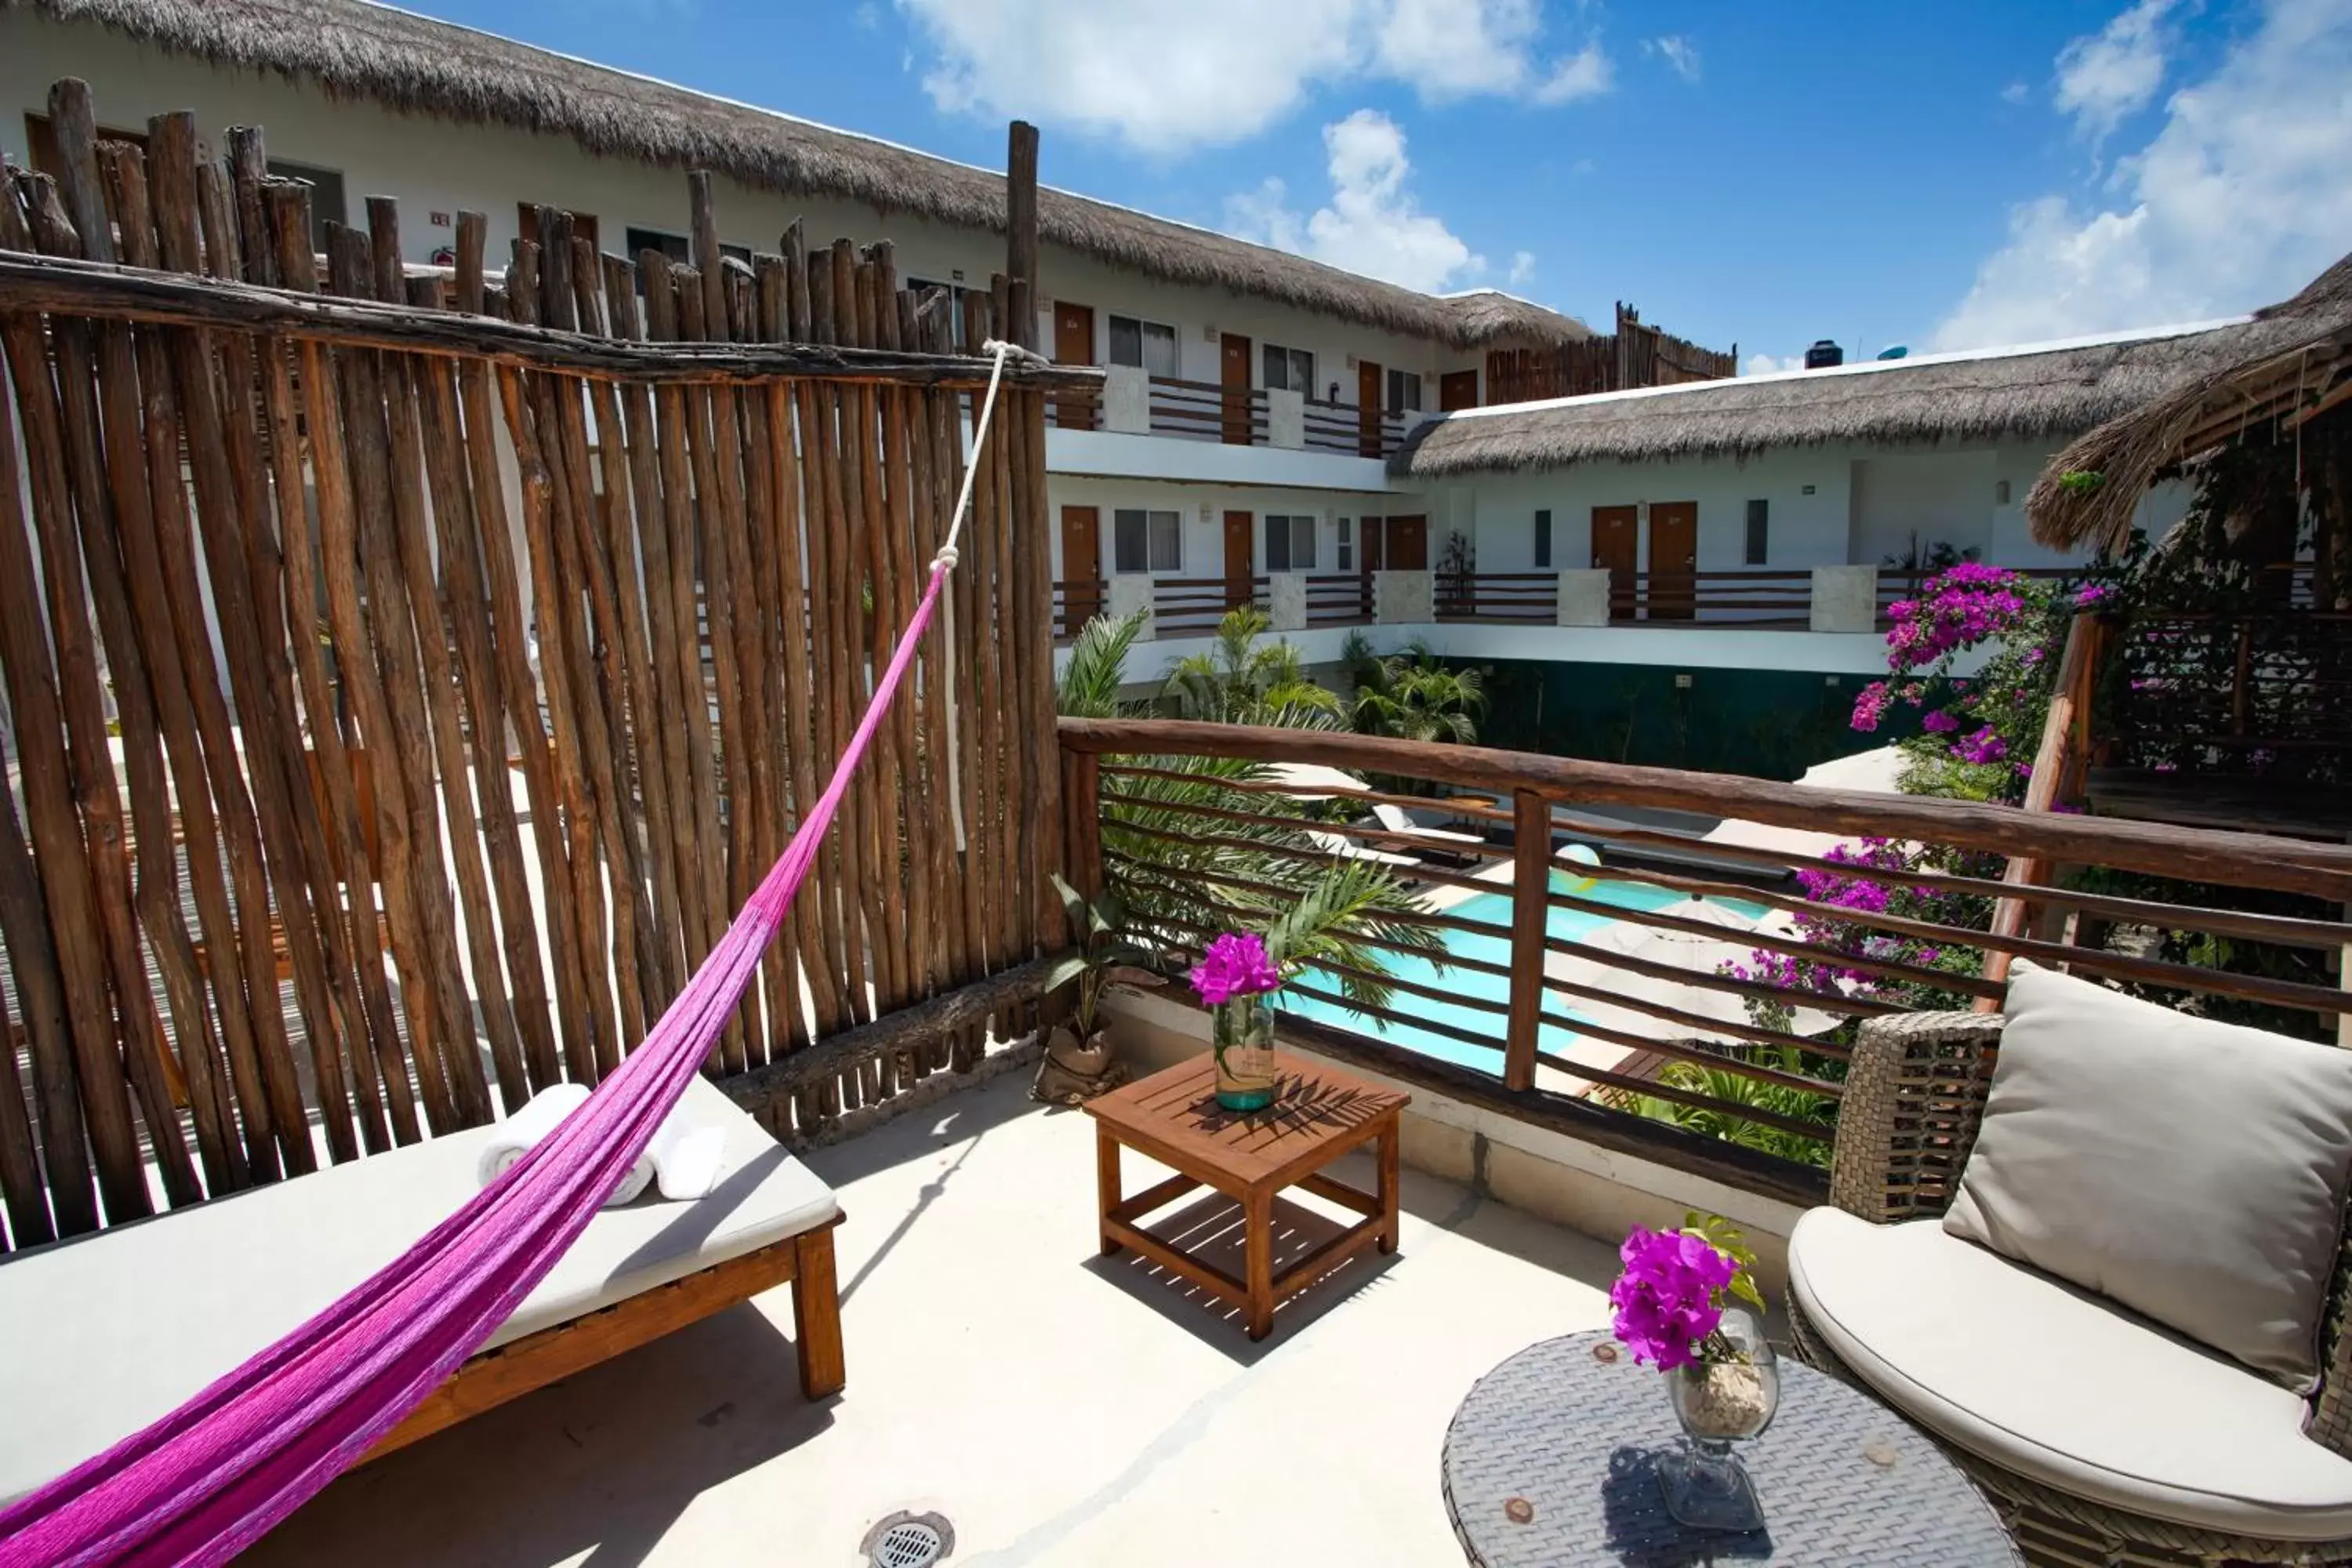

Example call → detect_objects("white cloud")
2001 80 2031 104
1743 352 1806 376
2053 0 2179 143
1226 109 1486 292
897 0 1611 152
1934 0 2352 350
1646 34 1701 82
1534 41 1615 103
1508 249 1537 288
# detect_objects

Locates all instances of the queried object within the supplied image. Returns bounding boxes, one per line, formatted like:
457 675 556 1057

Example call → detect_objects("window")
1113 508 1182 574
625 227 691 265
1387 368 1424 412
1534 509 1553 569
1264 515 1318 572
1744 499 1769 565
1107 314 1180 377
1261 343 1314 393
1336 517 1355 572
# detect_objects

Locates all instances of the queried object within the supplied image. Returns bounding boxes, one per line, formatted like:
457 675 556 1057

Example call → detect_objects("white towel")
474 1084 725 1206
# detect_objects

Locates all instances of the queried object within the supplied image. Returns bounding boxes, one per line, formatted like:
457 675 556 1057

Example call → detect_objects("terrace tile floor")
247 1069 1623 1567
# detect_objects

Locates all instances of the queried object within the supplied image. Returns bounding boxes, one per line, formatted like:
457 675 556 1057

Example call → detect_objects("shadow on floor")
249 1305 830 1568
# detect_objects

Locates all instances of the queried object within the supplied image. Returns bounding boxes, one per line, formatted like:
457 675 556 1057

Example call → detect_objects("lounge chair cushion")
1792 1208 2352 1541
0 1077 838 1505
1944 962 2352 1390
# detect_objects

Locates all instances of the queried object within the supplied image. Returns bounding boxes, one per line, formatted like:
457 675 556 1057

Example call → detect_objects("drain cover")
862 1512 953 1568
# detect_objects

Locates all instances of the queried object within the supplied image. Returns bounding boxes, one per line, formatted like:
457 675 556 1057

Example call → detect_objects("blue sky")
414 0 2351 370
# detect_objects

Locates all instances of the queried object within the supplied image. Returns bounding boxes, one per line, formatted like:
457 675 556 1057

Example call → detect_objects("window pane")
1142 321 1178 377
1264 517 1290 572
1149 510 1182 572
1291 516 1318 570
1745 499 1769 565
1114 510 1148 574
1534 509 1552 569
1288 348 1314 392
1108 316 1143 368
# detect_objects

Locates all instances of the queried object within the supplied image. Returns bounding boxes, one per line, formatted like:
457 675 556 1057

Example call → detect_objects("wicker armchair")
1788 1011 2352 1568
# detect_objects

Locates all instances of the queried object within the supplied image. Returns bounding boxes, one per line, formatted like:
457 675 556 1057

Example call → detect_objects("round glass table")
1441 1331 2021 1566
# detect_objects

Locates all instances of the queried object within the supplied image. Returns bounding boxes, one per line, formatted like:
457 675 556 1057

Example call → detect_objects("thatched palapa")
5 0 1592 349
2025 250 2352 554
1391 318 2305 480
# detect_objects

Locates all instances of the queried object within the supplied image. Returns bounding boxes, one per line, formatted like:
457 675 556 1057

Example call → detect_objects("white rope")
935 338 1016 851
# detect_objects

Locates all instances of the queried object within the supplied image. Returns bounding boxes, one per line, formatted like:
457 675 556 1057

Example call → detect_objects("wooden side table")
1084 1051 1408 1340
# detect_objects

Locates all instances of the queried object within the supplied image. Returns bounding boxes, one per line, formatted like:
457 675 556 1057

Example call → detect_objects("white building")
0 0 2278 692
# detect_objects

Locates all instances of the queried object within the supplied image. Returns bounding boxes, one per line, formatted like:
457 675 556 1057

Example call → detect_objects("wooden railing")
1145 376 1261 445
1059 718 2352 1203
1436 572 1558 622
1305 573 1374 626
1152 575 1265 636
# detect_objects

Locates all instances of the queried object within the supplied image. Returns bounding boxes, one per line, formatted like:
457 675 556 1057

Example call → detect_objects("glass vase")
1658 1306 1779 1531
1210 994 1277 1111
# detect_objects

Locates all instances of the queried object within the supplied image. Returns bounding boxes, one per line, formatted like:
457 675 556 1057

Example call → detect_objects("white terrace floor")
247 1070 1623 1568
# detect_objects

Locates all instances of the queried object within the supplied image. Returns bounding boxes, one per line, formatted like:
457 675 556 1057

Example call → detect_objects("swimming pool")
1277 880 1769 1072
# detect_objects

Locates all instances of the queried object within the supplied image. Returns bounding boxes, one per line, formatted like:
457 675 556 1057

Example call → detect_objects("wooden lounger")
0 1078 844 1504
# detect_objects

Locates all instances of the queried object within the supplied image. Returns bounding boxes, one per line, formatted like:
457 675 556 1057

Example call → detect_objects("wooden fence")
1483 303 1738 406
1060 717 2352 1205
0 82 1085 1250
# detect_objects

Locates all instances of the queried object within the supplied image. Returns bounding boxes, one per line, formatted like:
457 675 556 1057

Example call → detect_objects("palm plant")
1058 612 1441 1015
1160 608 1342 729
1628 1046 1838 1169
1345 636 1489 746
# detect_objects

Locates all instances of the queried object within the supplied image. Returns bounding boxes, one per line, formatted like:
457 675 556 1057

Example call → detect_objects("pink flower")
1921 710 1959 733
1188 931 1280 1007
1951 726 2008 765
1610 1225 1738 1370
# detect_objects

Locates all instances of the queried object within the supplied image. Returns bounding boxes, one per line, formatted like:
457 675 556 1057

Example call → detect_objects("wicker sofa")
1788 1008 2352 1568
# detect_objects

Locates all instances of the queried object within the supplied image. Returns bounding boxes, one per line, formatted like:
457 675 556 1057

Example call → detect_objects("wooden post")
1504 789 1550 1091
1005 121 1039 352
1980 613 2107 999
1064 747 1102 902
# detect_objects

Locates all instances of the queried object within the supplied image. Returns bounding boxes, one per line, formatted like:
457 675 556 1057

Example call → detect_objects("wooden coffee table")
1085 1051 1408 1340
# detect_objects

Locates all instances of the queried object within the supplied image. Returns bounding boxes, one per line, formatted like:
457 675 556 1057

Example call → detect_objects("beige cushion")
1792 1208 2352 1540
1945 962 2352 1389
0 1077 838 1504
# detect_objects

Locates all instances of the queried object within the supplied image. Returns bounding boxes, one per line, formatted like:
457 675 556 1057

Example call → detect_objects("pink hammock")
0 347 1016 1568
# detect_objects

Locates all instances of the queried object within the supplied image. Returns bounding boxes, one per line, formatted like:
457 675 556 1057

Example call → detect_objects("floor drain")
863 1512 952 1568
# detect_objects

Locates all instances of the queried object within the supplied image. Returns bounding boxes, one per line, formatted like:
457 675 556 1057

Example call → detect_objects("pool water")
1277 880 1769 1072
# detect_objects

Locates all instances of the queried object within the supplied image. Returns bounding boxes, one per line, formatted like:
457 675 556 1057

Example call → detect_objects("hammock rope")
0 341 1021 1568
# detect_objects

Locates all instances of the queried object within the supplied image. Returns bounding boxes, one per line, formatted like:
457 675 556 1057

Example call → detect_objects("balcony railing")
1045 372 1410 458
1058 718 2352 1201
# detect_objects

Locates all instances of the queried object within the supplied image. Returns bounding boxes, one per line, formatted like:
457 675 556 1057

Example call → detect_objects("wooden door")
1386 514 1428 572
1358 360 1383 456
1439 369 1479 412
1220 333 1253 445
1053 301 1096 430
1222 510 1255 608
1648 501 1697 621
1059 506 1102 633
1592 505 1639 622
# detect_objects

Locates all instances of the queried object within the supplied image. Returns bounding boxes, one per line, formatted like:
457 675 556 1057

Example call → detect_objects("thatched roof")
2026 251 2352 553
7 0 1593 350
1390 317 2299 479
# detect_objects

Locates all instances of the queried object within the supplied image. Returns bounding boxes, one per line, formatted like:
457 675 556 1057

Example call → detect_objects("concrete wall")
1446 439 2188 579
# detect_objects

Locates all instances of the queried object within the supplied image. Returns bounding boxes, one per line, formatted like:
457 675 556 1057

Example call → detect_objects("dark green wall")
1470 659 1930 781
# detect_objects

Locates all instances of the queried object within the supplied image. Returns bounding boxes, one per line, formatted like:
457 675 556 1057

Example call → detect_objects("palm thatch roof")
8 0 1592 349
2025 251 2352 553
1389 318 2299 479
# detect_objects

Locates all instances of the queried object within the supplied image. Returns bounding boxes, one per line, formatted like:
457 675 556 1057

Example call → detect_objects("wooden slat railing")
1060 718 2352 1202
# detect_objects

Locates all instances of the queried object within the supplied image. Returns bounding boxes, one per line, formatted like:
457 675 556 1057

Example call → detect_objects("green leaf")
1050 873 1088 935
1040 951 1091 996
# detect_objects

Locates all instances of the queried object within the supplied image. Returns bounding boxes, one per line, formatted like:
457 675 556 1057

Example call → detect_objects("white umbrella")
1261 761 1367 801
1700 745 1907 862
1544 895 1842 1053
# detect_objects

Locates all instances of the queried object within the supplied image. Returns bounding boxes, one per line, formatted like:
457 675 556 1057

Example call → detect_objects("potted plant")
1033 874 1162 1105
1609 1211 1778 1530
1187 931 1284 1110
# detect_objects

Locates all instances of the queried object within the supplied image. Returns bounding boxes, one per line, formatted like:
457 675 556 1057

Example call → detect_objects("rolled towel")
475 1084 653 1207
476 1084 724 1206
